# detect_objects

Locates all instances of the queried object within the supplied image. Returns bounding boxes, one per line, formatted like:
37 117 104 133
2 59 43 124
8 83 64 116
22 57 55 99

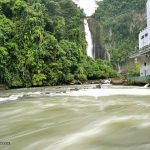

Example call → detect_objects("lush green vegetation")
93 0 147 69
128 62 140 76
0 0 116 88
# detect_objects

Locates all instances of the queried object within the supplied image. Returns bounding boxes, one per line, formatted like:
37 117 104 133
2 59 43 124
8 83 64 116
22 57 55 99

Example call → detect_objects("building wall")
139 0 150 49
137 0 150 76
147 0 150 28
140 54 150 76
139 28 150 49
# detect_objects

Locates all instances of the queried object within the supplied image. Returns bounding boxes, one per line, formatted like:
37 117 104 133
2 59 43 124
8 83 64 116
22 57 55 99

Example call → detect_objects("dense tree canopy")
0 0 116 88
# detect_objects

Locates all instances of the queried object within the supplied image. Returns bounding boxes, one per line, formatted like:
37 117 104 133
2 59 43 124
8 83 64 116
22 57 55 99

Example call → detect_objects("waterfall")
72 0 99 59
84 19 93 58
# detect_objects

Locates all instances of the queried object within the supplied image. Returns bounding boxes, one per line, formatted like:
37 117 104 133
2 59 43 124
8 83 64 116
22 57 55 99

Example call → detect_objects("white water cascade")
72 0 100 58
84 19 93 58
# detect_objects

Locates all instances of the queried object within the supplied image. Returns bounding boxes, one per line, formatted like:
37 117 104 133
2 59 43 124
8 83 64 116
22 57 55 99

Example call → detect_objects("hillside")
93 0 147 70
0 0 116 88
88 18 109 60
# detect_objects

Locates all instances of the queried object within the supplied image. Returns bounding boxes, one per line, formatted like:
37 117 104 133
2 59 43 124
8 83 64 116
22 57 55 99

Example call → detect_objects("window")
145 33 148 37
146 54 149 58
141 35 144 39
144 62 146 66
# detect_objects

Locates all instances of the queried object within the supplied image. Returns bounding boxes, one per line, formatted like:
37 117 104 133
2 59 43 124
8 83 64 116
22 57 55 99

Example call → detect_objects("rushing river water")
0 85 150 150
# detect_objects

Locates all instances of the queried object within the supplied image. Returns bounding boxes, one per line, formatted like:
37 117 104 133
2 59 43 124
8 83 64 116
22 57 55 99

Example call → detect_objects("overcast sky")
73 0 100 16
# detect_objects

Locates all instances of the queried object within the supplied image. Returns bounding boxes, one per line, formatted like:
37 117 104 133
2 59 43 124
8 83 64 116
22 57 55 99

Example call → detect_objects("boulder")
95 84 101 88
70 80 82 85
111 78 124 85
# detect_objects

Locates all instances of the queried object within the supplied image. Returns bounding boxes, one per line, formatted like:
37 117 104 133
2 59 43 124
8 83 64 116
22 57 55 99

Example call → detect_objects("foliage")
0 0 117 88
93 0 147 68
128 62 140 76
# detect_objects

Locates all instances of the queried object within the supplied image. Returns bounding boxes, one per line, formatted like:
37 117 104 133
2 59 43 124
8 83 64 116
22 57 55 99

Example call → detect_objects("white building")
139 0 150 49
132 0 150 76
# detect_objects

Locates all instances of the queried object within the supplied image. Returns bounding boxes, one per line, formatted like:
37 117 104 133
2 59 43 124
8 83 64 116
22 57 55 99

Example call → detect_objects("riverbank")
0 84 8 90
1 77 149 91
111 78 150 86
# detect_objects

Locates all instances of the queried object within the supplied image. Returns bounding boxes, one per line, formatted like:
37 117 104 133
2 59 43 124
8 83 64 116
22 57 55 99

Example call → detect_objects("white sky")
73 0 100 16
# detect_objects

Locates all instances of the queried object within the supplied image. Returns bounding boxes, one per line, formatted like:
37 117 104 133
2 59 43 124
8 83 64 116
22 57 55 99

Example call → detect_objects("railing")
140 44 150 54
130 44 150 58
127 75 150 83
130 50 140 58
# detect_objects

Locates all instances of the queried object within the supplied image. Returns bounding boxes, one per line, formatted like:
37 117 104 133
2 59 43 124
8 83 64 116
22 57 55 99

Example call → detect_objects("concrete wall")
147 0 150 28
140 54 150 76
139 0 150 49
137 0 150 76
139 28 150 49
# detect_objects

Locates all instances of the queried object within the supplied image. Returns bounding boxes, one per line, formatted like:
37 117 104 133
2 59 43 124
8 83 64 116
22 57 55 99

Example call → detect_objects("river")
0 85 150 150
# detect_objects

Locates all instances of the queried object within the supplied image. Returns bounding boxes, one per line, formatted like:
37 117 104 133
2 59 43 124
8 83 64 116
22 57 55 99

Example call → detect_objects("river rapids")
0 85 150 150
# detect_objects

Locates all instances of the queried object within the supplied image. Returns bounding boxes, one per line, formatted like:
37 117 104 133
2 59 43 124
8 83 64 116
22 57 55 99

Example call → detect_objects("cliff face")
88 18 109 60
92 0 147 71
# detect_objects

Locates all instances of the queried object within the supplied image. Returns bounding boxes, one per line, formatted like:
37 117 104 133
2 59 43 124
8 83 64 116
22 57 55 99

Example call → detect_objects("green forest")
0 0 116 88
93 0 147 69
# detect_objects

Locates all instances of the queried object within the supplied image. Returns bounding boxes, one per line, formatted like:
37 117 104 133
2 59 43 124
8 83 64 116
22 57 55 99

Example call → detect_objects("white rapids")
0 85 150 150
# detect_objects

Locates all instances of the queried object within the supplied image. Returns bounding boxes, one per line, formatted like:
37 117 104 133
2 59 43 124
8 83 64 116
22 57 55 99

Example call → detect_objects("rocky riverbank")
1 77 148 91
0 84 8 90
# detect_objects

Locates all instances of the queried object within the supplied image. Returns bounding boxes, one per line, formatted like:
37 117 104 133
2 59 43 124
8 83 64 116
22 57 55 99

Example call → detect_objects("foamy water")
0 85 150 102
0 85 150 150
55 88 150 97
